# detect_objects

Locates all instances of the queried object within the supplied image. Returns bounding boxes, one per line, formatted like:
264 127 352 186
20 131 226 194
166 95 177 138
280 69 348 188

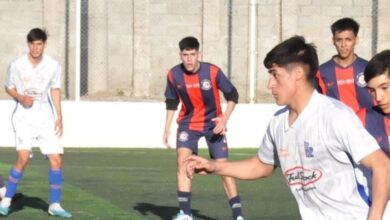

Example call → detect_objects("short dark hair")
331 17 359 36
179 36 200 51
364 50 390 83
27 28 48 42
263 36 319 81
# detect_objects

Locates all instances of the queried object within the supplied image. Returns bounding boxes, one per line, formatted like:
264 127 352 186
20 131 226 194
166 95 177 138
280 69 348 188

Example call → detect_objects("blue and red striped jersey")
316 56 374 112
357 107 390 157
165 62 236 131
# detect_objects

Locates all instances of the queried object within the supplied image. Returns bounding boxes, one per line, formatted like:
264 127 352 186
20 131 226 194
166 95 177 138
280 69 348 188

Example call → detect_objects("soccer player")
0 28 71 218
186 36 390 220
163 36 244 220
356 50 390 215
316 17 374 112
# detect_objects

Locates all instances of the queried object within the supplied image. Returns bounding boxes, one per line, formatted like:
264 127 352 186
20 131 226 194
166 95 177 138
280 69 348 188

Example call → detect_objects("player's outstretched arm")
186 155 275 180
360 149 390 220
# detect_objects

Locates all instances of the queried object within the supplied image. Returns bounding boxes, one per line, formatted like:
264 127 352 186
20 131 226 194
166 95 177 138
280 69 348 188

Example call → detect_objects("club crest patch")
178 131 189 142
200 79 212 90
356 72 367 87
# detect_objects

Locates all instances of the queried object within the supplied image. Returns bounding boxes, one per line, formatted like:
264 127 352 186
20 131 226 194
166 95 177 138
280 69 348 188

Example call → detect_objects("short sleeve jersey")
258 91 379 220
357 106 390 157
164 62 236 131
5 54 61 122
316 57 374 112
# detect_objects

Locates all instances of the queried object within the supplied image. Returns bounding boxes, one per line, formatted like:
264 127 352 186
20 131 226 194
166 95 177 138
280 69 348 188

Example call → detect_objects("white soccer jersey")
258 91 380 220
5 54 61 124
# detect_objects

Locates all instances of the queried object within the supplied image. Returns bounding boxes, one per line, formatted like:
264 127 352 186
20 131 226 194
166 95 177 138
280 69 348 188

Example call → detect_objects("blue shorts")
176 128 229 159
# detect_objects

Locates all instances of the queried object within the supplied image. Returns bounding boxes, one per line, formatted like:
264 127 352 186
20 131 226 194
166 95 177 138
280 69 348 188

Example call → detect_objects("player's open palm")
212 116 227 134
163 130 171 149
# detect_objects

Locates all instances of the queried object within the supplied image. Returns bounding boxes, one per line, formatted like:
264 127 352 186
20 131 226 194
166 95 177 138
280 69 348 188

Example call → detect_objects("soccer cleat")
0 206 9 216
173 210 193 220
236 216 244 220
48 208 72 218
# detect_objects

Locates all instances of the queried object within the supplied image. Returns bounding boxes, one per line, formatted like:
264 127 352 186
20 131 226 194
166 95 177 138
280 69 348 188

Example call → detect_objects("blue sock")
5 168 23 198
49 169 63 204
177 191 191 215
229 196 243 219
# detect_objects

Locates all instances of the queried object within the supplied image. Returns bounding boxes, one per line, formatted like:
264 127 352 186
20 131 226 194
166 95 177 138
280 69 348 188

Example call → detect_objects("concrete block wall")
0 0 388 102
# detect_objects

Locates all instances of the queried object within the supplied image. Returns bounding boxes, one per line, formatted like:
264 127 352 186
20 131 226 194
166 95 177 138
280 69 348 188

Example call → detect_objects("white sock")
0 197 11 208
49 203 63 211
0 187 6 198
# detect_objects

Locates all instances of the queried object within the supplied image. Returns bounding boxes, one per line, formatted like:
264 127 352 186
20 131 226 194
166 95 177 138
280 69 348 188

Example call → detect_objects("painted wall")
0 101 281 148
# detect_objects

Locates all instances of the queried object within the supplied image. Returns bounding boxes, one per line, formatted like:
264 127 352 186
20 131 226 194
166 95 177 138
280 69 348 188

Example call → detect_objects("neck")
288 86 314 125
334 54 356 67
28 54 43 67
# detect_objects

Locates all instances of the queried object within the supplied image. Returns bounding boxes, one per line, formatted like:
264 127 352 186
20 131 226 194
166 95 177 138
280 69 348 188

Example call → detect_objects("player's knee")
48 155 62 169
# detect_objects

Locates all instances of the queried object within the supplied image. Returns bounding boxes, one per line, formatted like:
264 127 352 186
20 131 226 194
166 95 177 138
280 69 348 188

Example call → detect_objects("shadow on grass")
7 193 48 215
134 203 218 220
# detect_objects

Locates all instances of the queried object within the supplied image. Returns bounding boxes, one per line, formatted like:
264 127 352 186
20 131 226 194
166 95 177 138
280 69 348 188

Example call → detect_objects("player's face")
180 49 200 73
367 73 390 114
267 64 297 106
333 30 358 60
28 40 46 60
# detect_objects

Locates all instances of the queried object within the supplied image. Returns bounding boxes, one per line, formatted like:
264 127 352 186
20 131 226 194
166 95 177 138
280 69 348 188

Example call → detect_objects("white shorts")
13 114 63 155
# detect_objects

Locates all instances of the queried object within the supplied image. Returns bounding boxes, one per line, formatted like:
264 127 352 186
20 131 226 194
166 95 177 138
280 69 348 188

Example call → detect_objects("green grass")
0 148 300 219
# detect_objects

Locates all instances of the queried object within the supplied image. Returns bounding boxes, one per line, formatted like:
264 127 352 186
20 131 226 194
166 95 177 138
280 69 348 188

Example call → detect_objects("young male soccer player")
356 50 390 215
0 28 71 218
186 36 390 220
163 36 244 220
316 17 374 112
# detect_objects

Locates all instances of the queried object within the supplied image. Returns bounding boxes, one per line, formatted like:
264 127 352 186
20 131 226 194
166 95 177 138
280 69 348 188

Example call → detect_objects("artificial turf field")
0 148 300 220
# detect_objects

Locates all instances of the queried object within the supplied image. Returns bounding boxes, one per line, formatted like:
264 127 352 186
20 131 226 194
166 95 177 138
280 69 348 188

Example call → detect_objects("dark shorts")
176 127 229 159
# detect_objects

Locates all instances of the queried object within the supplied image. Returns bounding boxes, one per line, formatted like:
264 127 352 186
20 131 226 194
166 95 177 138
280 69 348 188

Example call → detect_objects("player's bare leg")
217 158 244 220
174 147 193 220
0 150 30 215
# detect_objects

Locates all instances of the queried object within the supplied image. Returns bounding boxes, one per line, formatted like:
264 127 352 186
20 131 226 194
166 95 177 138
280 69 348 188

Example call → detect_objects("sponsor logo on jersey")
200 79 212 90
304 141 314 158
356 72 367 87
284 166 322 186
178 131 189 142
337 78 354 86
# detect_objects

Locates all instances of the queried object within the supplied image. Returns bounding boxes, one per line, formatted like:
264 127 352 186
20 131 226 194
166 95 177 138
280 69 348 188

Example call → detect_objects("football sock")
49 169 63 204
229 195 243 219
177 191 191 215
5 167 23 199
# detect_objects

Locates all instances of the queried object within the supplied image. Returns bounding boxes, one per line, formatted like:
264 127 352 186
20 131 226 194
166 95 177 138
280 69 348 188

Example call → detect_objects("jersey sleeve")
164 71 179 100
50 61 61 89
258 121 280 167
216 68 235 94
330 107 379 164
4 63 16 89
315 70 326 95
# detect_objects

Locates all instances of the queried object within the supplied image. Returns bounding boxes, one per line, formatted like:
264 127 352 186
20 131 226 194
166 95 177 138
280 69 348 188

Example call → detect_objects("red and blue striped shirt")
357 107 390 157
165 62 237 132
316 56 374 112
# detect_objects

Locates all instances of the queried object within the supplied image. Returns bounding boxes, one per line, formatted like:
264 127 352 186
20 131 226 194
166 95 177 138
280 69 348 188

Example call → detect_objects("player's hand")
185 155 215 179
212 116 227 134
18 94 34 108
55 117 63 137
163 130 171 149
